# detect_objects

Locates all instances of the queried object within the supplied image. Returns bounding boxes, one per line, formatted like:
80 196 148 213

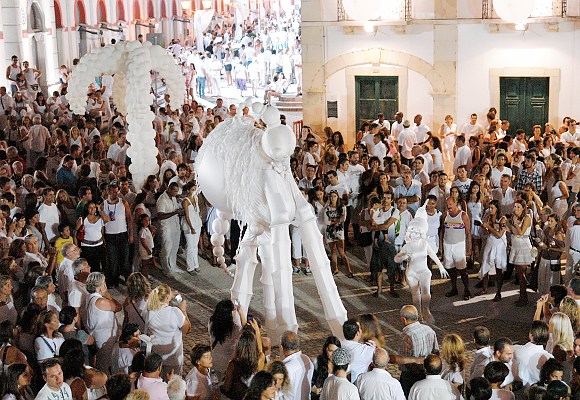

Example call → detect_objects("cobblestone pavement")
111 245 538 379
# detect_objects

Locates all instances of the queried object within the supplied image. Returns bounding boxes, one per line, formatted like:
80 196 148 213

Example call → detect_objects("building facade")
302 0 580 144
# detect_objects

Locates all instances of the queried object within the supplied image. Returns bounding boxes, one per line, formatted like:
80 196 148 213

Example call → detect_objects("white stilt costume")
196 102 348 339
394 206 447 324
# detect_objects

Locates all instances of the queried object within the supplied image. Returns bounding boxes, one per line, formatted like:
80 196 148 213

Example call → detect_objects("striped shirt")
399 321 439 358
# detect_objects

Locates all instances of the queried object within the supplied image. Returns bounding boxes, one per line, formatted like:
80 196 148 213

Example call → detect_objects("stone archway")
308 47 449 95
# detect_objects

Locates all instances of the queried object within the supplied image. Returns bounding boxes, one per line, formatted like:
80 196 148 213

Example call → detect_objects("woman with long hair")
123 272 151 333
509 200 534 306
0 363 34 400
559 296 580 334
323 191 352 277
466 181 483 268
440 333 467 389
62 348 108 400
268 361 290 400
145 284 191 376
184 344 216 400
33 310 65 362
537 214 566 295
0 275 17 325
242 371 276 400
430 136 444 172
359 314 385 348
222 322 265 400
10 214 30 241
0 320 28 370
182 181 203 273
310 336 340 399
76 201 109 272
331 132 345 154
550 167 569 219
479 200 508 299
547 312 575 367
208 299 247 375
56 189 77 228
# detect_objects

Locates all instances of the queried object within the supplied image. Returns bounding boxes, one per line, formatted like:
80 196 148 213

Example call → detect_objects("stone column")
432 0 457 129
301 0 325 132
1 0 24 71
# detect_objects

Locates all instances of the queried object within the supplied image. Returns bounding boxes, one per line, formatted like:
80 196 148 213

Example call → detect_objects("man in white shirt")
398 120 417 166
412 114 432 145
68 258 91 324
428 172 450 213
513 321 553 387
38 187 60 242
460 113 484 142
156 183 184 274
408 354 462 400
492 175 516 216
106 131 128 165
356 347 405 400
99 73 114 119
453 135 471 176
281 331 314 400
0 87 13 121
320 348 360 400
491 152 512 188
391 112 404 141
362 123 380 155
340 319 376 383
326 170 350 204
371 133 387 165
57 243 81 303
452 165 472 197
372 113 391 132
212 98 228 120
35 359 73 400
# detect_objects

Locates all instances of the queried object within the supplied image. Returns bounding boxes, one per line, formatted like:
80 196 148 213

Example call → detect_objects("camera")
174 294 183 303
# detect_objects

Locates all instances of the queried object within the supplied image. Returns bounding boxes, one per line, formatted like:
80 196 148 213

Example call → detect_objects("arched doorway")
29 2 47 94
97 0 107 22
117 0 125 20
54 0 65 67
148 0 155 18
134 0 141 19
75 0 89 56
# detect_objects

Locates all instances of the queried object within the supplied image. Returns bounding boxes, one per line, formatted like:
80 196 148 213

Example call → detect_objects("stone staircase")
272 95 303 112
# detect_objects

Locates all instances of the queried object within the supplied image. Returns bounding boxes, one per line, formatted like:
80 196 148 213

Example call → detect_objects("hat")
331 348 351 366
403 120 411 127
108 180 118 188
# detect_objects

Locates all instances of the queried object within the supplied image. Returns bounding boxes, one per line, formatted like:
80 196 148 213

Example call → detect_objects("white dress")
551 181 568 219
86 292 118 371
467 201 483 239
480 218 508 277
145 304 186 374
509 223 533 265
182 196 203 271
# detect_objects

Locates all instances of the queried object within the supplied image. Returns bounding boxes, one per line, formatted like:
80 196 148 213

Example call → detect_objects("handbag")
76 219 85 242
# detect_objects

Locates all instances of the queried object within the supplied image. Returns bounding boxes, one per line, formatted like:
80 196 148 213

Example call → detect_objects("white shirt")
320 375 360 400
282 351 314 400
398 128 417 159
34 382 72 400
460 122 484 141
362 133 375 154
469 346 493 381
391 121 404 141
185 366 212 399
372 141 387 163
491 167 512 188
340 339 376 383
490 388 515 400
513 342 553 387
355 368 405 400
408 375 463 400
34 335 65 361
57 258 75 298
453 145 471 175
38 202 60 241
413 123 431 144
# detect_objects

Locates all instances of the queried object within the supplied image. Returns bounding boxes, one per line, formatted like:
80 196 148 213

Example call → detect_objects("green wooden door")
500 77 549 134
355 76 398 129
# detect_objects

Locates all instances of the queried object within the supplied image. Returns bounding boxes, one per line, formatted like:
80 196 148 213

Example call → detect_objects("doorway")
500 77 549 135
355 76 398 129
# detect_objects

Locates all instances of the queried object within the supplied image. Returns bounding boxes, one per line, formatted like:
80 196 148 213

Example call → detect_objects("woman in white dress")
85 272 122 372
33 311 65 362
550 167 569 220
439 114 457 163
182 181 203 273
123 272 151 333
466 182 483 267
145 284 191 376
537 214 566 295
479 200 507 300
430 136 444 172
509 200 533 307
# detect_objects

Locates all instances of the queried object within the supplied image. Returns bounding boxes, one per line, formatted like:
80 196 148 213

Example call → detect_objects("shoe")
475 290 487 296
292 267 300 275
389 291 400 298
187 269 198 275
372 291 379 298
445 289 458 297
303 268 312 276
463 292 471 300
492 293 502 302
346 272 355 279
332 269 339 276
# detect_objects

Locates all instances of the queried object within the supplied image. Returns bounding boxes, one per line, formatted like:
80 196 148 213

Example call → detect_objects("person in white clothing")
513 321 553 387
371 133 387 166
67 258 91 326
484 361 515 400
85 272 122 372
460 113 484 143
280 331 314 400
35 359 73 400
320 348 360 400
408 354 462 400
145 283 191 376
182 181 203 273
57 243 81 303
38 187 60 242
398 121 416 166
34 310 65 361
157 183 184 274
340 319 376 383
355 347 405 400
453 135 471 176
185 344 216 400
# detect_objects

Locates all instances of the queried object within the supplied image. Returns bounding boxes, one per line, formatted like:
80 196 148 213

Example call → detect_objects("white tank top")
82 217 104 245
9 65 20 80
103 199 127 234
86 293 118 348
426 211 441 238
444 211 466 244
181 196 202 231
569 225 580 251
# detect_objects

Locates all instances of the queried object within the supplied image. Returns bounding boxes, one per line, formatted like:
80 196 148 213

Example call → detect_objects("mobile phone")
247 314 253 324
233 298 240 308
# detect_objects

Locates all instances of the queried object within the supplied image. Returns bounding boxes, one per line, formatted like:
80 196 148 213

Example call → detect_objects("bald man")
356 348 405 400
281 331 314 400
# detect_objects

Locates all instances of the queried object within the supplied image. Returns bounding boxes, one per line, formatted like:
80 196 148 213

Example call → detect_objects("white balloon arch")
68 41 185 189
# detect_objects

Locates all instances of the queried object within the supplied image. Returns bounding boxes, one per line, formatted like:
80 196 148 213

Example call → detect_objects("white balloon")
216 256 226 265
210 233 225 247
252 102 266 115
493 0 534 24
213 246 225 257
262 124 296 161
262 106 281 126
216 210 234 220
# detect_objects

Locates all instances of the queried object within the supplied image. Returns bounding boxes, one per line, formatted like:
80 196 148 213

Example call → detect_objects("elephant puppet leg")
419 272 435 325
257 231 285 339
292 184 348 339
230 227 259 318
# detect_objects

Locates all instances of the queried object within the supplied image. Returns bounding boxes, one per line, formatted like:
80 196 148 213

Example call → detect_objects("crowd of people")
2 3 580 400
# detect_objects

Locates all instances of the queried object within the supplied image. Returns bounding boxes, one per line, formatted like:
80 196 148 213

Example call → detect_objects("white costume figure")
196 100 348 340
67 41 185 190
394 206 447 324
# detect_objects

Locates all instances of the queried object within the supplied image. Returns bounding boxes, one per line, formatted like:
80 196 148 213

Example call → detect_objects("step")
275 105 303 112
275 96 302 103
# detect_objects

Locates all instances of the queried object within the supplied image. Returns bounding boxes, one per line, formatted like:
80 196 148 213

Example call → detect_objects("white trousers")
160 226 180 272
184 230 201 271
